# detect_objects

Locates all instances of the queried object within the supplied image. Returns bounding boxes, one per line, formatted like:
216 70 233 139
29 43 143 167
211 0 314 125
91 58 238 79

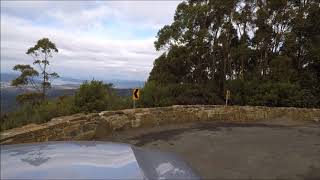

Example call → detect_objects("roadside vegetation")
1 0 319 131
1 80 131 130
0 38 132 131
141 0 320 108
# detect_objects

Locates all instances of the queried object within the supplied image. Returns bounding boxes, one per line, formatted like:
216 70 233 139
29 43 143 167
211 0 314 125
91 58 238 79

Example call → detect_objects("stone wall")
1 105 319 145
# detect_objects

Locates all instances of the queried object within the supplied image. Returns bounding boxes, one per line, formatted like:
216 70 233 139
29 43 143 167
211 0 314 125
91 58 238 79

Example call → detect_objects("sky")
1 1 181 81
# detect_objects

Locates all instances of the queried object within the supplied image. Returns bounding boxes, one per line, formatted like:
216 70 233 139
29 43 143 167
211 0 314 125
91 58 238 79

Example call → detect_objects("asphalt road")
94 120 320 179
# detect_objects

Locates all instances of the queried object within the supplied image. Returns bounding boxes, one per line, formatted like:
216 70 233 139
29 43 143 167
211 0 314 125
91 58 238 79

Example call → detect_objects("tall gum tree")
11 38 59 104
146 0 319 107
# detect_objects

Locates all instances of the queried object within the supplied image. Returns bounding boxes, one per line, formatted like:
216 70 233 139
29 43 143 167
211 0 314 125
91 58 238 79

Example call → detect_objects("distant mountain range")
0 73 144 89
0 73 142 113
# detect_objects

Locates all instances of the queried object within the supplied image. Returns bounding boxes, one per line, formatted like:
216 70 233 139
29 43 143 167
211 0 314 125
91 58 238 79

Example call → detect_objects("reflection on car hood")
1 141 200 180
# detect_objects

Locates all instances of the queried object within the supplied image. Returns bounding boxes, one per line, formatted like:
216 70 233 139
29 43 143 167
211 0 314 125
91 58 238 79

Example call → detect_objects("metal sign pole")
133 100 136 109
225 90 230 106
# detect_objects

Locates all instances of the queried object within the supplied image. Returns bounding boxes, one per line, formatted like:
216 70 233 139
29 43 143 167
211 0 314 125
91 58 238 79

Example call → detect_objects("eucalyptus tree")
144 0 320 107
12 38 59 104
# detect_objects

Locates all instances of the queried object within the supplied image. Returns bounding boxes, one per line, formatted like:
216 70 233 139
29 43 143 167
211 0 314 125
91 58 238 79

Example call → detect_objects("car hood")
1 141 199 179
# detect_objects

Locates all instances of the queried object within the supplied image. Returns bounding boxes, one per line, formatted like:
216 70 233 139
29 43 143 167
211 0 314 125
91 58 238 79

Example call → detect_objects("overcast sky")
1 1 181 81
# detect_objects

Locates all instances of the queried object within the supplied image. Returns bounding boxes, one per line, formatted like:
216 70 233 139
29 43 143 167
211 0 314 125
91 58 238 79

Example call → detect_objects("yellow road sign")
132 88 140 100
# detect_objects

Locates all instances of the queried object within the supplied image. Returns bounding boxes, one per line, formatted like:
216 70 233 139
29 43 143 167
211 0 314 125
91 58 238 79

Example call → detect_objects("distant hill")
0 73 19 82
0 73 144 88
1 73 138 113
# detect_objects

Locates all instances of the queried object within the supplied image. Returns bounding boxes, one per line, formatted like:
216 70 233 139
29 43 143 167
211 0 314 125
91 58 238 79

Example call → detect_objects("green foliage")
16 92 44 106
74 80 114 113
1 96 75 131
12 37 59 103
140 81 173 107
74 80 131 113
11 65 39 87
1 80 133 130
140 81 223 107
245 82 317 108
226 80 319 108
26 38 58 55
143 0 320 108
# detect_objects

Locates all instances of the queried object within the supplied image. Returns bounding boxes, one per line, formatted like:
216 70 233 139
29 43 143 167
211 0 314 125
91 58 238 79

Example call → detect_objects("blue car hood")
1 141 199 179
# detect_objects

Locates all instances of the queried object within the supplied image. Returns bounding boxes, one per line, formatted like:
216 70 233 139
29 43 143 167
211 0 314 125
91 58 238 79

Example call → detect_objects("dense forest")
141 0 320 107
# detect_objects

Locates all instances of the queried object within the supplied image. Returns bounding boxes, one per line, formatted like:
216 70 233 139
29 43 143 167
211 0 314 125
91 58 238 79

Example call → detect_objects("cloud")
1 1 182 81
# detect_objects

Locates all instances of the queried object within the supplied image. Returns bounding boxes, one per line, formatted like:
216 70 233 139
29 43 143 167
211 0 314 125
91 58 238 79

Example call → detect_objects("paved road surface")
94 120 320 179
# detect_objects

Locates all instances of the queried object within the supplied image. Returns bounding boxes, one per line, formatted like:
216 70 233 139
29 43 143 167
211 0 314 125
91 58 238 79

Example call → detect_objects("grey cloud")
1 1 182 31
1 1 181 80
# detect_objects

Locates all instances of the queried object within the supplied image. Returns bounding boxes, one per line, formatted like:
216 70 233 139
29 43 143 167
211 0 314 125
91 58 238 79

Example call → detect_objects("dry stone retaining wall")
1 105 319 145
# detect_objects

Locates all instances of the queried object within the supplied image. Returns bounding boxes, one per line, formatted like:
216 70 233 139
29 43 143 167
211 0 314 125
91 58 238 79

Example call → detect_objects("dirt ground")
93 119 320 179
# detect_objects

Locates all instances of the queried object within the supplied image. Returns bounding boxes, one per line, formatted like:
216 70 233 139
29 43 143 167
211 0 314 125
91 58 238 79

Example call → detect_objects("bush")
73 80 115 113
226 79 319 108
140 81 173 107
140 81 223 107
0 96 75 131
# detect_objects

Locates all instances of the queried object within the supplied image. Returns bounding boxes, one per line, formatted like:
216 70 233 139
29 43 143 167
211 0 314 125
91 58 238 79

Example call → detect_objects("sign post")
225 90 230 106
132 88 140 109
